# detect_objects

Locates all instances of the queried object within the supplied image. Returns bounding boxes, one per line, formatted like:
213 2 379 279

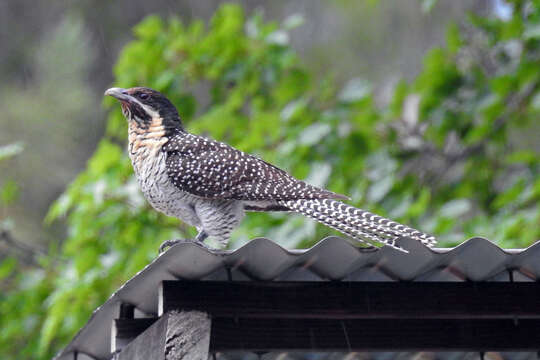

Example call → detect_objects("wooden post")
112 303 137 353
116 311 210 360
165 311 211 360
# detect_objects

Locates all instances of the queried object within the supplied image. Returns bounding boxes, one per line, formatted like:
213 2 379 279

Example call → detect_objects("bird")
105 86 436 252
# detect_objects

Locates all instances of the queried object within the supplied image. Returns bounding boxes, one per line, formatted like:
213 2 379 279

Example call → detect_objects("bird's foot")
158 239 198 253
158 236 212 253
159 239 182 253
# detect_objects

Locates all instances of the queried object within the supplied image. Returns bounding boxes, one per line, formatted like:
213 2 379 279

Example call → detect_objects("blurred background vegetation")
0 0 539 358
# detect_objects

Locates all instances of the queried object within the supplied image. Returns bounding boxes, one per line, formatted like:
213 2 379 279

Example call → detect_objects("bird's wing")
163 132 348 201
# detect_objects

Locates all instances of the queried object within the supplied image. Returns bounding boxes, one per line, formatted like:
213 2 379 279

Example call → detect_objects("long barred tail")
280 198 436 253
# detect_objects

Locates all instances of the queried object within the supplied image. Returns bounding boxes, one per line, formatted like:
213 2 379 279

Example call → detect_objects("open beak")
104 87 133 102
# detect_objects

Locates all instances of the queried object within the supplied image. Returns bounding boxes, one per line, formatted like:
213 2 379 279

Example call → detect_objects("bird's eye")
139 93 149 100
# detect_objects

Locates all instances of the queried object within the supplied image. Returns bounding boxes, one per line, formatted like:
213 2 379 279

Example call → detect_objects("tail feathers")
281 198 436 252
299 203 403 251
318 199 436 246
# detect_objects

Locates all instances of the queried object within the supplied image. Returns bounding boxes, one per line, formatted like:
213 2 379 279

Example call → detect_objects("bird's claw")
158 239 185 253
158 238 212 253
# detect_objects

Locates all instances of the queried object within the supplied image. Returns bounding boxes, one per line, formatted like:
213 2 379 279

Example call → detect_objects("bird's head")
105 87 182 130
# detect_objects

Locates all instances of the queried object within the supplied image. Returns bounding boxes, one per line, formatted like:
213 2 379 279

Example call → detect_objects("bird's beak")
104 87 132 102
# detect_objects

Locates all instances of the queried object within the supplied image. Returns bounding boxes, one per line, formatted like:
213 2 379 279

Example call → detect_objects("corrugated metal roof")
53 237 540 360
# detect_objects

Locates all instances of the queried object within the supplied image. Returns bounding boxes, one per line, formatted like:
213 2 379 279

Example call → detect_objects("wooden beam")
160 281 540 319
115 317 540 352
116 311 210 360
212 318 540 351
113 281 540 354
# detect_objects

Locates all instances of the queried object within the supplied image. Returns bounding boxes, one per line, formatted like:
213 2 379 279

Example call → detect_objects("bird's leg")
158 231 210 253
194 230 209 243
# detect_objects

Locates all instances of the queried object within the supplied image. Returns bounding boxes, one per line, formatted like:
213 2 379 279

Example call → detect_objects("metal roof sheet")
53 237 540 360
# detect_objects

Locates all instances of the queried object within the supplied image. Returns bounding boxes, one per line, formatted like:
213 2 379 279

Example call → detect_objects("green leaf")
0 142 23 161
505 150 538 165
1 180 19 205
134 15 164 38
493 180 526 209
530 91 540 110
338 78 371 103
283 14 305 30
446 22 462 54
421 0 438 13
440 199 471 218
87 140 123 175
266 30 289 45
367 175 395 203
0 257 17 280
298 123 332 146
280 99 307 122
524 24 540 39
407 188 431 218
305 162 332 188
154 70 176 90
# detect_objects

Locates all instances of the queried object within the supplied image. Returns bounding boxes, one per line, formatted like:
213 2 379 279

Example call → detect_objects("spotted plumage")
162 131 345 201
105 86 436 252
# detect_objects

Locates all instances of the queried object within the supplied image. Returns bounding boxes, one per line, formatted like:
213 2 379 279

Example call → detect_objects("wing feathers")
163 132 346 201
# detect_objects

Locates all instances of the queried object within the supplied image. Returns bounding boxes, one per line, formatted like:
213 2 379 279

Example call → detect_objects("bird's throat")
128 116 169 157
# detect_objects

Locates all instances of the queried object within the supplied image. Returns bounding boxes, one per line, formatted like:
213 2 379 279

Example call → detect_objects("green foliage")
0 14 99 251
0 143 23 208
0 143 39 358
2 2 540 359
